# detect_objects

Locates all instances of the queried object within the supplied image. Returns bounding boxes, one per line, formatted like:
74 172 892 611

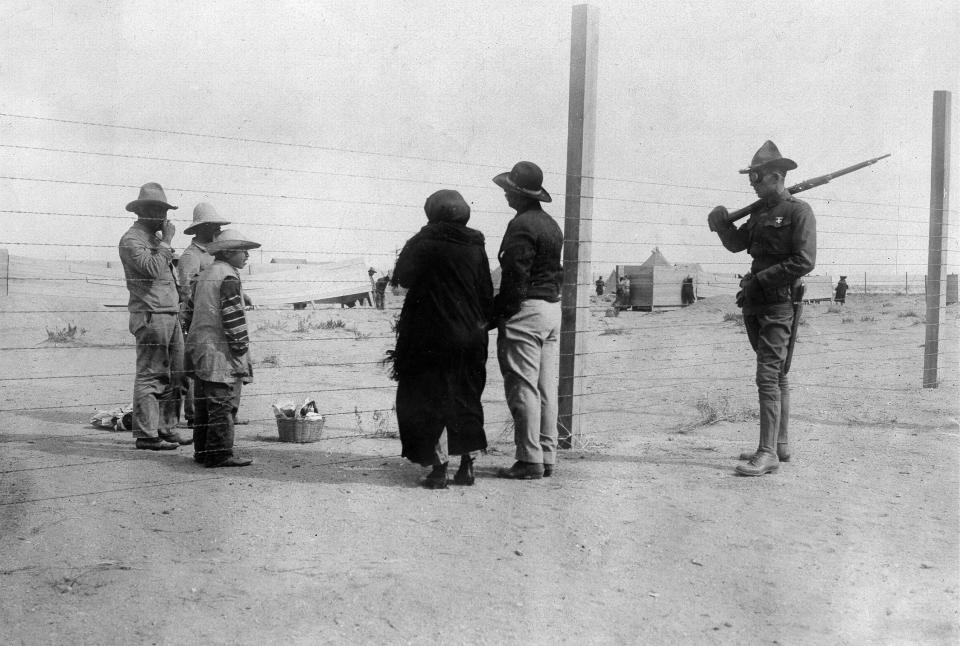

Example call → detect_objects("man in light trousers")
119 182 192 450
492 161 564 480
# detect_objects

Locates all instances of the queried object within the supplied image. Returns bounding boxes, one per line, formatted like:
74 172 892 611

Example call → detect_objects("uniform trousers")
744 303 793 452
129 312 184 439
497 299 561 466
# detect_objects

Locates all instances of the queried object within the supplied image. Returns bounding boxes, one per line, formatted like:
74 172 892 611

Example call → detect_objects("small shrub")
46 323 87 343
318 318 346 330
371 407 398 438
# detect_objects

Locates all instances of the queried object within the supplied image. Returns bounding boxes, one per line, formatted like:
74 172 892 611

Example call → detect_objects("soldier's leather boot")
736 395 780 476
735 450 780 476
740 378 791 462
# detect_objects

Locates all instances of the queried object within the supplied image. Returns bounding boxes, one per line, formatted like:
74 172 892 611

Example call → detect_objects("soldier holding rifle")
708 141 816 476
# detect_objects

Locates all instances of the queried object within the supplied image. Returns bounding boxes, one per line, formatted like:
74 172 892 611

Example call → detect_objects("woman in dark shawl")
389 189 493 489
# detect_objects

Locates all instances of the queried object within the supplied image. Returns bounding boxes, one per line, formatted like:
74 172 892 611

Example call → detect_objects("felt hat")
125 182 178 213
738 141 797 174
184 202 231 235
206 229 261 254
493 161 552 203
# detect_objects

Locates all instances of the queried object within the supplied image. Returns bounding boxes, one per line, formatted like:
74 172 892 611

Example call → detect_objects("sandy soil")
1 292 958 645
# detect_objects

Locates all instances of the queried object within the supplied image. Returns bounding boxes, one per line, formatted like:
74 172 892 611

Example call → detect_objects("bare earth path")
1 293 957 645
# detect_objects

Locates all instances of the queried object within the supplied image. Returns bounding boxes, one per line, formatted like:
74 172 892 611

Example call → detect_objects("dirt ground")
1 292 958 645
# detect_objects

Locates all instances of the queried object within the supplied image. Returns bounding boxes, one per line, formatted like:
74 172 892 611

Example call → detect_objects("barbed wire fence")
0 99 957 497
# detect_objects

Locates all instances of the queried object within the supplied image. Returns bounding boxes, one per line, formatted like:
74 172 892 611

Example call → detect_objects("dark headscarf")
424 189 470 224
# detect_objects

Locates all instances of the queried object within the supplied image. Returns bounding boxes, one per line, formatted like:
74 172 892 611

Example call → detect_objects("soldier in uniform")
708 141 816 476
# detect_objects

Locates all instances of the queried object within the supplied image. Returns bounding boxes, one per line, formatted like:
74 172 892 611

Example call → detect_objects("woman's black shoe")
423 463 448 489
453 457 475 486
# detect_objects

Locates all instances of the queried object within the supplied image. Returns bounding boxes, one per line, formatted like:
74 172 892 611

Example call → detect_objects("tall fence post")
923 90 951 388
558 4 599 449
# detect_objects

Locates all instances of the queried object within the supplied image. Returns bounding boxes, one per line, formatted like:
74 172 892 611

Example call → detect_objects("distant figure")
374 273 390 309
118 183 190 451
595 276 605 297
616 276 631 310
834 276 848 305
681 275 695 305
390 190 493 489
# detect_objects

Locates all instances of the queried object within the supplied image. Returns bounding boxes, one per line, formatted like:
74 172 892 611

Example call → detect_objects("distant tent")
616 248 701 310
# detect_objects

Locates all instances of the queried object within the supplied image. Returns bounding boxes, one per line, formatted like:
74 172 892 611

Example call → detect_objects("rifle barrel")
726 153 891 224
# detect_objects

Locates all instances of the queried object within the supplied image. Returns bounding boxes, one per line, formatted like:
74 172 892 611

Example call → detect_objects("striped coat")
184 260 252 384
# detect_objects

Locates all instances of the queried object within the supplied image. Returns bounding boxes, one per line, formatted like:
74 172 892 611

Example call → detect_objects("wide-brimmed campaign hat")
738 140 797 174
206 229 261 254
125 182 178 213
184 202 232 235
493 161 552 203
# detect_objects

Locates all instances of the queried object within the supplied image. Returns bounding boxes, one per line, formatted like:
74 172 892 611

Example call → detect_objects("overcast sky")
1 0 957 276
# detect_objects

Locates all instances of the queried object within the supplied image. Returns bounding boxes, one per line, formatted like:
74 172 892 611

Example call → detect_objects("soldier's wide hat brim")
738 158 797 174
493 172 552 203
125 198 178 213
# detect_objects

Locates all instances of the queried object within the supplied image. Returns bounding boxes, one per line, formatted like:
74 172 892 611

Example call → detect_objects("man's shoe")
497 461 544 480
738 446 791 462
735 452 779 476
159 431 193 446
205 456 253 468
543 464 554 478
453 459 475 486
423 463 448 489
135 438 179 451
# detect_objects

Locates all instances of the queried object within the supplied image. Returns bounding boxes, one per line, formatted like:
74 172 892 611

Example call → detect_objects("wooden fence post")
558 4 599 448
923 90 951 388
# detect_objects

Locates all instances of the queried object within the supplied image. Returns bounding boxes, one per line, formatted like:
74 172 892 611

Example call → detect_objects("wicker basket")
276 416 325 443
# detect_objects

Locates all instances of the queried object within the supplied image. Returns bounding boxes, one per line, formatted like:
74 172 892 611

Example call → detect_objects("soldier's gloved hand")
708 206 730 232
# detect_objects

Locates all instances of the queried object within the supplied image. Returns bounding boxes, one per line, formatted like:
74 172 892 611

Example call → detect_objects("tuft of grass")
255 318 288 332
350 327 371 340
827 305 842 314
682 394 755 432
257 353 281 367
294 316 346 333
898 310 919 318
841 317 855 324
860 315 877 322
45 323 87 343
881 301 893 309
390 315 400 334
600 326 628 336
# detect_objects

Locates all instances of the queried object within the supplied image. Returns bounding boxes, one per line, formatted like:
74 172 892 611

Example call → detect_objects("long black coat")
392 221 493 377
391 199 494 465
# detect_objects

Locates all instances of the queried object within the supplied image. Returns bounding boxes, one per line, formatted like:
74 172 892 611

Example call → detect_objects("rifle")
709 153 891 231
